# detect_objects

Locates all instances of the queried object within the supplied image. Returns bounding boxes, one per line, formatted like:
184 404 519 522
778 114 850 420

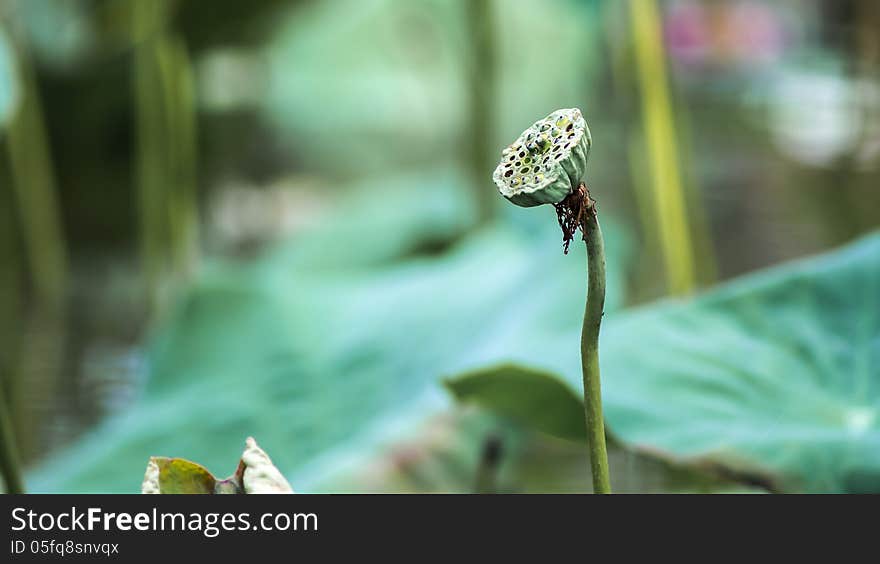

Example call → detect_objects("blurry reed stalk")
0 376 24 493
628 0 696 295
842 0 880 234
0 143 22 434
474 433 503 494
465 0 498 225
5 35 67 311
3 21 69 463
133 0 199 314
674 98 717 284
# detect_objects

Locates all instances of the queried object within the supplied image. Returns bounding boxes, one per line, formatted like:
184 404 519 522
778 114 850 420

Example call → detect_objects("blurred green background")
0 0 878 493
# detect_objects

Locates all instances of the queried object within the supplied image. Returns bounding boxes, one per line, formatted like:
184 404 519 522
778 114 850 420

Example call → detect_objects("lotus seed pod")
492 108 591 207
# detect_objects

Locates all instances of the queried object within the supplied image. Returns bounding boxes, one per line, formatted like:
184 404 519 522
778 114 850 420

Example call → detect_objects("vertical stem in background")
0 174 22 420
674 98 717 285
0 377 24 493
133 0 199 314
6 40 67 311
474 433 503 494
580 196 611 494
157 36 199 280
133 0 168 313
629 0 696 295
0 183 22 491
4 24 68 467
465 0 498 225
849 0 880 231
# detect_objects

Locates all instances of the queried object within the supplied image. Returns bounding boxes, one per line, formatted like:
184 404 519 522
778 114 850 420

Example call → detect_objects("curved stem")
580 197 611 494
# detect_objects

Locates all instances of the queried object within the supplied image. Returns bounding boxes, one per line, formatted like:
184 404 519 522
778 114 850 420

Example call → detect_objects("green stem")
0 379 24 494
580 201 611 494
629 0 696 295
133 0 199 314
465 0 498 225
6 32 68 311
474 433 503 494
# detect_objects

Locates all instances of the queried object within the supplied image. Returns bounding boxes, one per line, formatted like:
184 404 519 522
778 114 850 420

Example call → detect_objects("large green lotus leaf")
26 170 630 493
447 233 880 493
602 233 880 493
